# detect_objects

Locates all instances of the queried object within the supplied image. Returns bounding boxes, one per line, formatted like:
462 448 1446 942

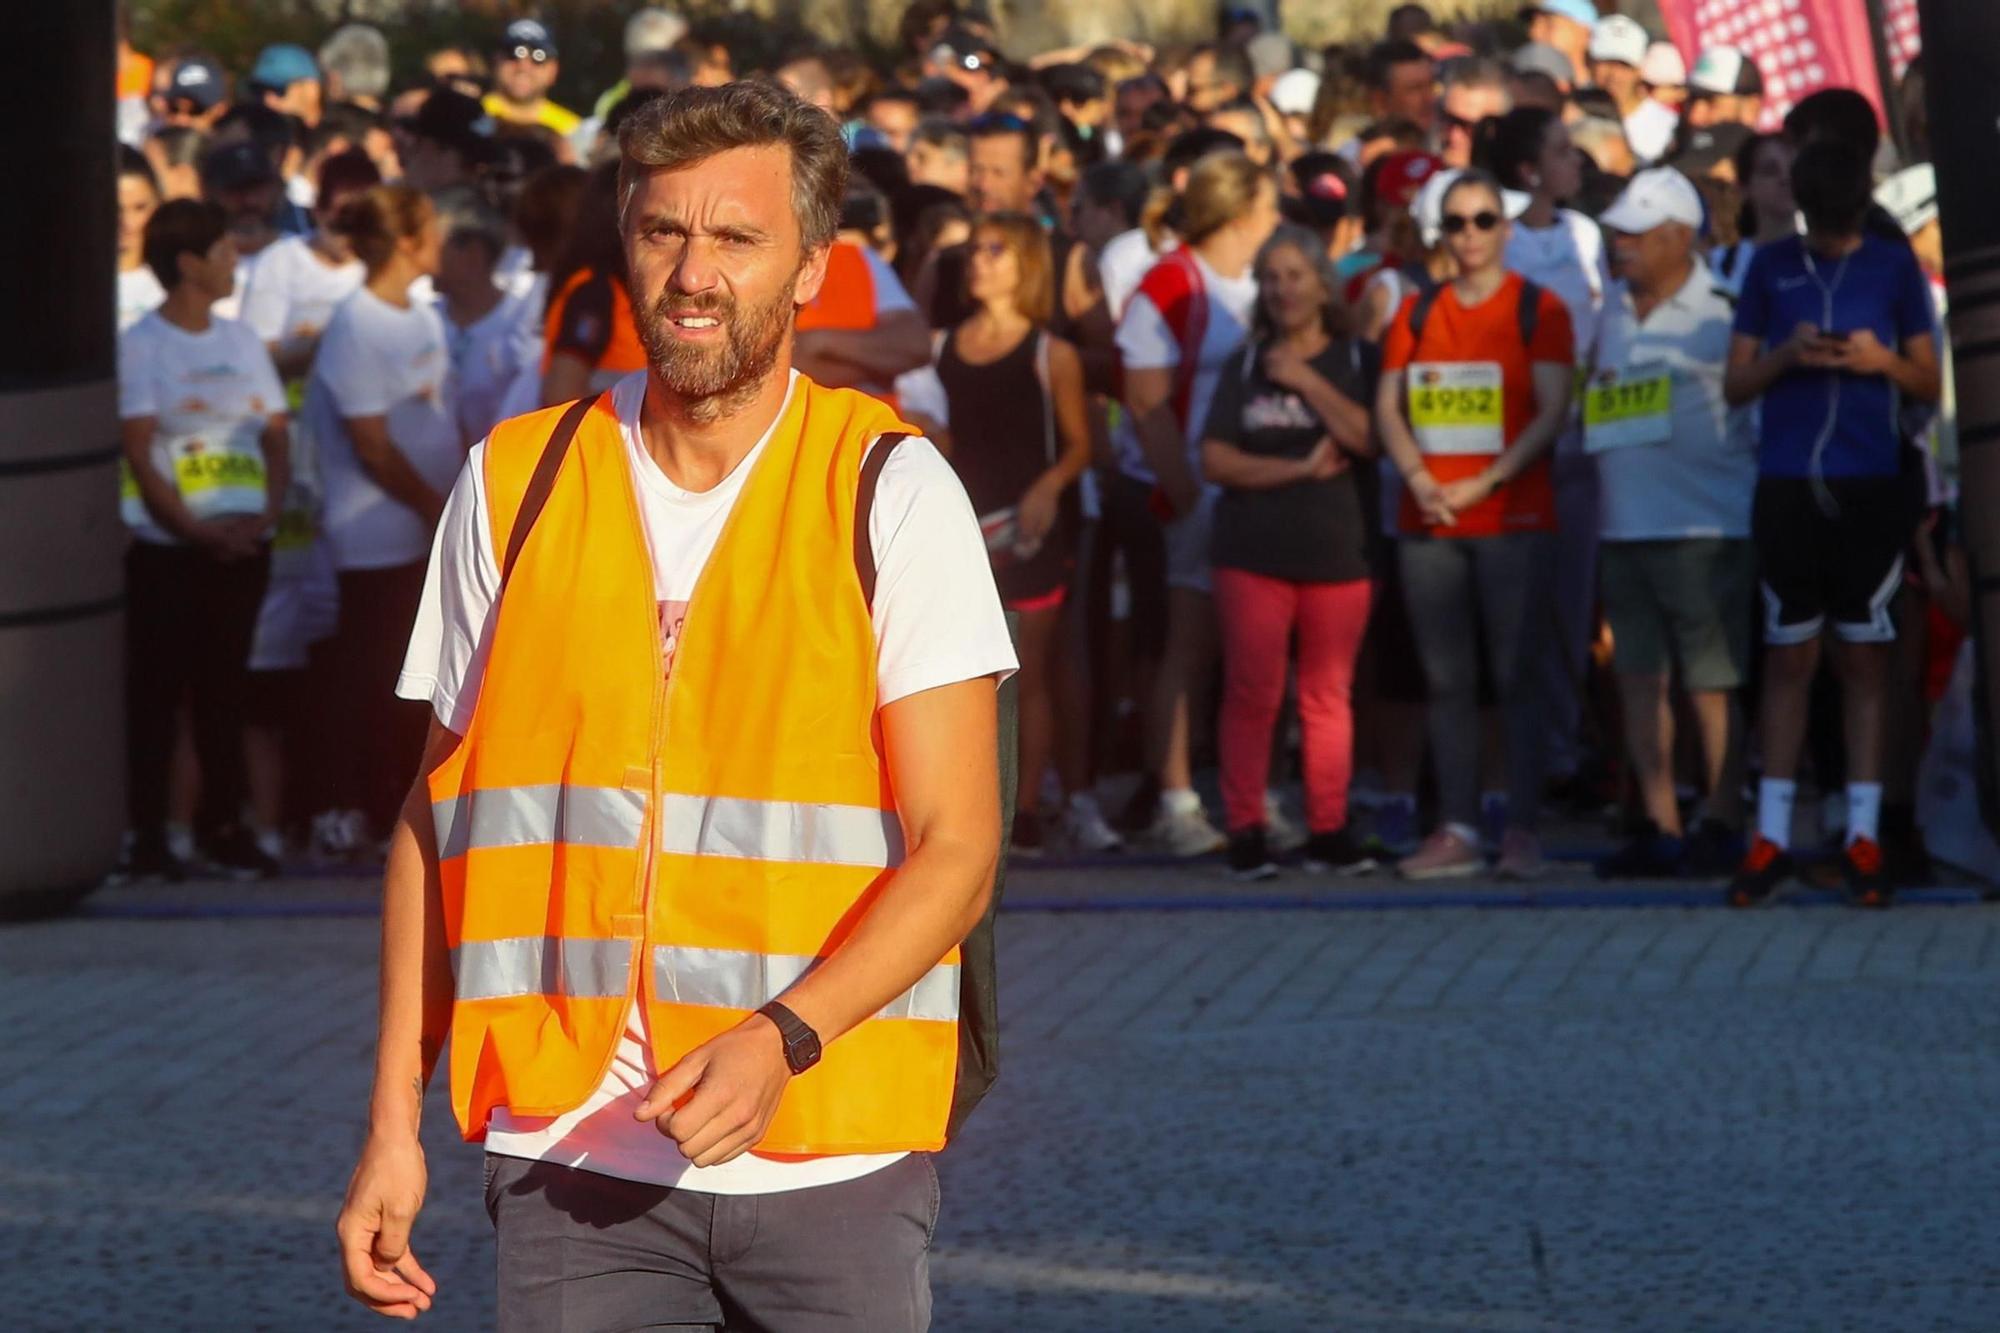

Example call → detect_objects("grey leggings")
1397 530 1557 833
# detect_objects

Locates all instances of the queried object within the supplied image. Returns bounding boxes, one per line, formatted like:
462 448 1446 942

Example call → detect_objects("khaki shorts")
1600 537 1754 691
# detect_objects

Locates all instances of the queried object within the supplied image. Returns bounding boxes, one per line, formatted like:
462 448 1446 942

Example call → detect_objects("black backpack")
1406 277 1546 354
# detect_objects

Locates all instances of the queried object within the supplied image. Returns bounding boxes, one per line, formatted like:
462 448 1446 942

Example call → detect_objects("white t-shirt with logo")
1114 248 1260 471
116 311 284 546
117 265 165 333
238 235 365 366
306 287 462 571
397 369 1018 1195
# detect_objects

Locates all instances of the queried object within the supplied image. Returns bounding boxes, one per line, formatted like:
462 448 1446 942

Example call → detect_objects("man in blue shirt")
1723 137 1941 909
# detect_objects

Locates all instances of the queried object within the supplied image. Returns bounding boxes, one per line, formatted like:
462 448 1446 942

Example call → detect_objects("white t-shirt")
238 235 365 366
397 369 1018 1194
117 265 165 333
1099 226 1173 324
116 311 284 545
1505 209 1610 368
1591 261 1756 540
439 291 531 447
306 288 462 571
1114 249 1260 478
1624 99 1679 165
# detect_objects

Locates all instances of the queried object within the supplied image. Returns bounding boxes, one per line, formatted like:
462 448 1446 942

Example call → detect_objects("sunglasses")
1442 210 1501 235
505 46 552 64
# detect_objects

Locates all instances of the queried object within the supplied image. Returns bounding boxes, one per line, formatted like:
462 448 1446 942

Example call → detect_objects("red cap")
1370 150 1444 211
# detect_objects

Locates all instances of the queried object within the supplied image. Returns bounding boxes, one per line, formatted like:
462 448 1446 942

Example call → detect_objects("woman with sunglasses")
1481 106 1613 810
1201 225 1381 879
935 213 1114 855
1376 169 1575 879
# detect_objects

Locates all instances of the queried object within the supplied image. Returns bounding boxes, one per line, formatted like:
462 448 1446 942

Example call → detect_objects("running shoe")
1148 803 1228 858
202 827 280 881
1302 828 1378 876
1061 791 1125 854
1842 836 1893 909
1227 828 1278 881
1595 824 1686 879
1368 796 1420 859
1398 826 1483 880
1495 827 1548 880
1264 793 1308 855
1726 836 1794 908
106 829 188 885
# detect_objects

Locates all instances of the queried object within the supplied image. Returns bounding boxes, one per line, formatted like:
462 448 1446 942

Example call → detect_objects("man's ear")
793 242 833 309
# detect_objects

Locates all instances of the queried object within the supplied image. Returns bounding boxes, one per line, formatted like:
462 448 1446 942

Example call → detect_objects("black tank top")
935 326 1075 601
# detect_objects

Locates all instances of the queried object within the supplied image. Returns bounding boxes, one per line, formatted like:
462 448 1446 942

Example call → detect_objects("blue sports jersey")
1732 233 1934 479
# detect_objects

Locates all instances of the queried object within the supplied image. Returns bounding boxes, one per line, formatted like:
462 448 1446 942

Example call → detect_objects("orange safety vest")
429 377 959 1155
541 268 650 382
795 241 902 416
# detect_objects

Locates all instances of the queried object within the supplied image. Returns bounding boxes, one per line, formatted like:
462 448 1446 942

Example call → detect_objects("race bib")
1408 362 1504 456
1583 364 1673 453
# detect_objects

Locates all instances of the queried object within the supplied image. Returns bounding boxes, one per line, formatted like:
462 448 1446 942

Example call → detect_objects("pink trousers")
1214 567 1373 835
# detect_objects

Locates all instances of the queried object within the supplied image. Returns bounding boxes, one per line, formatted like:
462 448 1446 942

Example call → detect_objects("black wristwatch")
758 1001 822 1075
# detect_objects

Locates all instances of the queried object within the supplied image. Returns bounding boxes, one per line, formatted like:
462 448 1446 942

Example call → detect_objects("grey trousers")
1397 529 1557 832
486 1152 939 1332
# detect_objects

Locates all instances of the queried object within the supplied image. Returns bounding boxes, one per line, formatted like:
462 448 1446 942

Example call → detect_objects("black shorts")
1752 472 1922 646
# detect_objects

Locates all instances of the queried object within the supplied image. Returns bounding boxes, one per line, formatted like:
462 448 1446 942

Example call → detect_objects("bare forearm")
778 835 995 1046
1292 370 1372 454
352 428 444 523
260 422 292 519
368 763 455 1139
1883 352 1941 403
1132 402 1196 495
1724 349 1792 406
1203 440 1306 489
1375 375 1426 478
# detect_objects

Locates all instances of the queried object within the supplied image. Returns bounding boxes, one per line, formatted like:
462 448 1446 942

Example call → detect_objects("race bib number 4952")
1408 361 1504 456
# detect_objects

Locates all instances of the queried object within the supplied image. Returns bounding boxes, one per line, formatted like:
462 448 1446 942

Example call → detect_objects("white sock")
1757 778 1797 850
1162 787 1203 817
1846 782 1883 845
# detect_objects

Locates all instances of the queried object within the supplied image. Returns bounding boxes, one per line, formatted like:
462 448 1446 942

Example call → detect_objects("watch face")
790 1031 823 1073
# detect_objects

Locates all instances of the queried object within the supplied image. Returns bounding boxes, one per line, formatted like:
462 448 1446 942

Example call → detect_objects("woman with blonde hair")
935 212 1112 854
1115 149 1281 855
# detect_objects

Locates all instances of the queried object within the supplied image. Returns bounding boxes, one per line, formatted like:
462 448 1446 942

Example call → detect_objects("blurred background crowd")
106 0 1985 907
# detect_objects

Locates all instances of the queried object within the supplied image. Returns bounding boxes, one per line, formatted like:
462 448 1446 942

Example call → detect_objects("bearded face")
635 265 799 423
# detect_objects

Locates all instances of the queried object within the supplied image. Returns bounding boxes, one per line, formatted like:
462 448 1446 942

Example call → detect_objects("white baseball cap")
1875 164 1938 236
1270 68 1322 117
1600 167 1706 234
1589 16 1649 69
1691 45 1763 96
1640 41 1687 88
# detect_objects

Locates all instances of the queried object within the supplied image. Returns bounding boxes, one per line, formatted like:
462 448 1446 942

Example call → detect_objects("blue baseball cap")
503 19 559 59
1525 0 1599 27
250 43 319 91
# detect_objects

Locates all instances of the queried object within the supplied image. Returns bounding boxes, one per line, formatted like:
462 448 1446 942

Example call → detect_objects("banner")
1655 0 1921 129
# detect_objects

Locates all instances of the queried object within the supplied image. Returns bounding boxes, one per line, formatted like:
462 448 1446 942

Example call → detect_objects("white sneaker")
311 809 367 861
253 827 286 865
1264 793 1307 855
1149 803 1227 858
1061 791 1124 853
164 822 197 866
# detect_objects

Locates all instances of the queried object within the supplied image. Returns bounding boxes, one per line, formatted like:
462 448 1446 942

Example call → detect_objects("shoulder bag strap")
853 432 912 607
500 393 599 587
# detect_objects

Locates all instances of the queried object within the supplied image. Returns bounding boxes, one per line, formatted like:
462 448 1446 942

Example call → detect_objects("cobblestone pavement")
4 863 2000 1332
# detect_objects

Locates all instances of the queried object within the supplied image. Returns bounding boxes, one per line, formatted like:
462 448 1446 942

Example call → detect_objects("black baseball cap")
168 55 227 112
501 18 558 60
200 138 280 192
411 89 498 159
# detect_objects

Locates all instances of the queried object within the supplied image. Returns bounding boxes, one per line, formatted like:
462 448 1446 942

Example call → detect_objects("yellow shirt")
482 92 581 136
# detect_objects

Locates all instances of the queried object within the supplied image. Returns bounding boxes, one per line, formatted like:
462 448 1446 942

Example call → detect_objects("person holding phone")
1376 169 1574 880
1723 138 1942 909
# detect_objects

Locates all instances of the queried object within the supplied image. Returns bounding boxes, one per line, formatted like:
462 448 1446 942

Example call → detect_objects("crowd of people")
109 1 1966 909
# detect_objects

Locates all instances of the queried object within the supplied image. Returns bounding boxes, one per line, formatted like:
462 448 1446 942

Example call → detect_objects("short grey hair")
617 81 848 251
318 24 390 101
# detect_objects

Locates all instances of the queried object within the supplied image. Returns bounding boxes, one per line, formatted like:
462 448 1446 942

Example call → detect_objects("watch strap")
758 1000 819 1072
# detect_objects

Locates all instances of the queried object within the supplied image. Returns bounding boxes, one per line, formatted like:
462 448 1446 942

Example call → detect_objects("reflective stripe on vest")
652 945 959 1022
453 935 636 1001
433 785 902 868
